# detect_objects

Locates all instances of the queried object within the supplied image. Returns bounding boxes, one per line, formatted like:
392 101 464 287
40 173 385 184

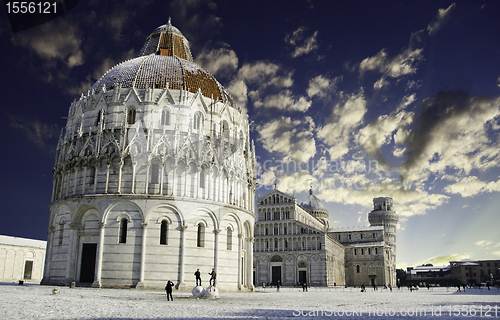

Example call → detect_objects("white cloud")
307 75 342 98
12 20 83 68
256 91 311 112
444 176 500 197
257 116 316 163
474 240 493 247
420 252 471 266
195 46 238 77
227 61 295 110
427 3 456 35
8 115 59 155
317 91 367 159
284 27 319 58
357 34 424 83
400 92 500 185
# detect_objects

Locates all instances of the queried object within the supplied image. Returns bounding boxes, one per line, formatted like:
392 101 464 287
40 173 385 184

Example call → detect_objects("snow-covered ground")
1 283 499 319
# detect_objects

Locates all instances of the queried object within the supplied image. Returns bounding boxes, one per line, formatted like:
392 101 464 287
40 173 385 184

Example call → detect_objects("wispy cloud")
284 26 319 58
11 19 83 68
8 114 59 155
195 45 238 77
421 253 471 266
257 116 316 163
427 3 456 35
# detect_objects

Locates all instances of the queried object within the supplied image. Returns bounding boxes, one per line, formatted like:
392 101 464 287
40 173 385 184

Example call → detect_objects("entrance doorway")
271 266 281 285
23 261 33 279
299 270 307 284
80 243 97 283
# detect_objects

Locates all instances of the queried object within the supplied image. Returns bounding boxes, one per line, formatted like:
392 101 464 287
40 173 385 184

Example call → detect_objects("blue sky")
1 0 499 269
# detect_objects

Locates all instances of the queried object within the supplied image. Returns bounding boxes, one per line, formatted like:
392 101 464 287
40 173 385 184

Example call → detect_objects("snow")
1 283 499 319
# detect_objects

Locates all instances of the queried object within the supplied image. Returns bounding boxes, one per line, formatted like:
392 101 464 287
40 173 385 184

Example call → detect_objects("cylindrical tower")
368 197 398 285
42 19 257 291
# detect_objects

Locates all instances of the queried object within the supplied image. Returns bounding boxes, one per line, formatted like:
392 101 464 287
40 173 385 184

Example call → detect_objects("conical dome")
139 17 193 61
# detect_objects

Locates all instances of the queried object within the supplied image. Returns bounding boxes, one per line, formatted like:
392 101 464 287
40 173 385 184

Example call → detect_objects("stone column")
131 163 136 194
159 162 165 195
214 229 221 279
41 227 55 284
82 167 87 195
145 162 150 194
66 223 80 283
238 233 243 290
73 168 79 195
172 165 177 196
177 225 188 288
92 222 106 288
93 165 100 194
136 223 148 288
117 159 123 194
65 171 71 197
105 163 111 194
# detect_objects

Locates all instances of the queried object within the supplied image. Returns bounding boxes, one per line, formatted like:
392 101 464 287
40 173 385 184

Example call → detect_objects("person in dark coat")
194 269 202 286
165 280 174 301
209 268 217 286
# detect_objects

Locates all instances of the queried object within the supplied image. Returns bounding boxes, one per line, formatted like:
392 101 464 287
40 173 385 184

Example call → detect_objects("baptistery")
42 19 257 291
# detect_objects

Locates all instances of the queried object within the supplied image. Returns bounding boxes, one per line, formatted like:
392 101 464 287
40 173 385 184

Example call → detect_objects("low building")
450 259 500 285
406 264 451 287
0 235 46 283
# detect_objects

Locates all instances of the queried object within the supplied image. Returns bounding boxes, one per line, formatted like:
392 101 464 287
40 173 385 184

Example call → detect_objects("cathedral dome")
90 19 235 109
307 189 326 211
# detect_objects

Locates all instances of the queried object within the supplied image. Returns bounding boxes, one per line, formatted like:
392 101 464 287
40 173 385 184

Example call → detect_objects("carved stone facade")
42 20 257 291
254 191 397 287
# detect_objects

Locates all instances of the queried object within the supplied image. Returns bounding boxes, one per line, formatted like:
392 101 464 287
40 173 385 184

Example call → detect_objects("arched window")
197 223 205 247
356 265 360 273
119 218 128 243
193 112 203 130
226 227 232 250
150 161 160 184
221 120 229 137
127 108 136 124
160 220 168 245
95 109 103 126
161 109 170 126
199 167 205 189
58 222 64 245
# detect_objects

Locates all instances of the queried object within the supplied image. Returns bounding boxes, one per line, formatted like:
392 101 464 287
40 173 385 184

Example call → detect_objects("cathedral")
42 20 257 291
254 189 397 287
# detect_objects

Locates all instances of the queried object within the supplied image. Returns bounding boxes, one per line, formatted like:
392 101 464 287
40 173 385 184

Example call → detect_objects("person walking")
194 269 202 286
165 280 174 301
209 268 217 286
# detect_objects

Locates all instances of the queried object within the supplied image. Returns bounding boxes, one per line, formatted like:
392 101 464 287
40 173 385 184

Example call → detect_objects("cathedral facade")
254 189 397 287
42 20 257 291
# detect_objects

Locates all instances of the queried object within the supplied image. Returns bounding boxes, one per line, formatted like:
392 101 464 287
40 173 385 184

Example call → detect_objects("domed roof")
89 19 236 108
304 189 327 212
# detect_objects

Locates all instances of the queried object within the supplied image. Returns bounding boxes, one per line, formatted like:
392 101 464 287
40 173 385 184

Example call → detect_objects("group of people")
164 268 217 301
195 268 217 286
